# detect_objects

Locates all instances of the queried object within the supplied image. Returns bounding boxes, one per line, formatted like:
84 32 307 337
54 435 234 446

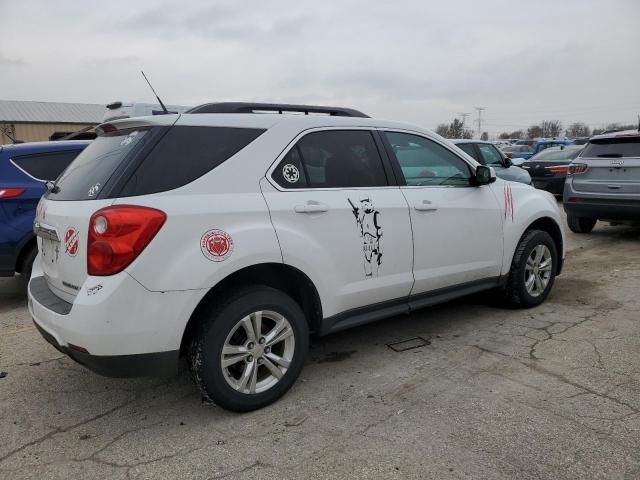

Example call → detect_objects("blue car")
0 140 90 283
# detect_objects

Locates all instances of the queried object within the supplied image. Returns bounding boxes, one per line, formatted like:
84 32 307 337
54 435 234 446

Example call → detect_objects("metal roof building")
0 100 105 144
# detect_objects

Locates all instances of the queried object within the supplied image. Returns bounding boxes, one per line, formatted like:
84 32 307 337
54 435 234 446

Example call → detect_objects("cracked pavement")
2 214 640 479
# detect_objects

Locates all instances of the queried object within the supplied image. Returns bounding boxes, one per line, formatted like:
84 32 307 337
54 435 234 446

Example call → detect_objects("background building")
0 100 104 144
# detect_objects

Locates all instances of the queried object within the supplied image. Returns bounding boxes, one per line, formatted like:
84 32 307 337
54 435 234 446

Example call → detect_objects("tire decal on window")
348 197 383 277
504 183 514 222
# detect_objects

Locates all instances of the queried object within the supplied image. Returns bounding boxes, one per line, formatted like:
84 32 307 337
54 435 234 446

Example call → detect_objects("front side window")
477 144 504 166
275 130 388 189
385 132 472 186
11 150 82 181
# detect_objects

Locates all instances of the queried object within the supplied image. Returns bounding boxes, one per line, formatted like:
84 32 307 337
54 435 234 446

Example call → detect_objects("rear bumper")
33 320 179 377
532 176 565 195
27 254 205 377
563 198 640 221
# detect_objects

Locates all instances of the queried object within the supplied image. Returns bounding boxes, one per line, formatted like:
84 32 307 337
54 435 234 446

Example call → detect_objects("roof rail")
185 102 369 118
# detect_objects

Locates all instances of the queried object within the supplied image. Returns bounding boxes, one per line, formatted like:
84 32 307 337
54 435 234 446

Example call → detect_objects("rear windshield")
47 125 265 200
529 148 583 162
47 128 151 200
11 150 83 181
582 137 640 158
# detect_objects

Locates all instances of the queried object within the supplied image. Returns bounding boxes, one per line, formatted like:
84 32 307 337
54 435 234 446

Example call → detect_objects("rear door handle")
414 200 437 212
294 202 329 213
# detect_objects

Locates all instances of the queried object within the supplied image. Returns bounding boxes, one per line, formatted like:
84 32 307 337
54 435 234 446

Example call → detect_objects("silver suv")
564 129 640 233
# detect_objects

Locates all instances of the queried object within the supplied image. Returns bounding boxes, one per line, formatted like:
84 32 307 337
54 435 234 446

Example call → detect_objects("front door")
261 129 414 319
381 130 503 295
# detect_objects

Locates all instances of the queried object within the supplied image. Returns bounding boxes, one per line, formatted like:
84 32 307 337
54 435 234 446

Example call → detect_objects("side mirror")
503 157 513 167
474 165 496 185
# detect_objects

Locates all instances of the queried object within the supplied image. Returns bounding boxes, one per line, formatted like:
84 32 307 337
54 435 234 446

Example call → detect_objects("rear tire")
498 230 557 308
567 216 596 234
188 286 308 412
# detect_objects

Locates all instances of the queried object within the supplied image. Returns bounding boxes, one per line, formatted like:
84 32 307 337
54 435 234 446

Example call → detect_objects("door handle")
414 200 437 212
294 202 329 213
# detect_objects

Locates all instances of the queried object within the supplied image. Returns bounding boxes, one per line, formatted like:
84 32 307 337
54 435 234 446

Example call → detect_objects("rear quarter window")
120 126 265 196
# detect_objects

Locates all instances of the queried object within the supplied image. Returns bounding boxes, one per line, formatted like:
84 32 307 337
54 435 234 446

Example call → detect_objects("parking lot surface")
1 215 639 479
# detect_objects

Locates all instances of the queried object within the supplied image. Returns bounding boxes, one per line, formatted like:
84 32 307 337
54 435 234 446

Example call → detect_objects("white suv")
29 103 565 411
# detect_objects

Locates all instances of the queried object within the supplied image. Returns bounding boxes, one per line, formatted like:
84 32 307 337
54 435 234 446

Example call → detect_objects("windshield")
582 137 640 158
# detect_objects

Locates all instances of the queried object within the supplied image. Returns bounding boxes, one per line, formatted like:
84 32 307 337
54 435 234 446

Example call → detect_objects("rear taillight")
87 205 166 276
505 152 513 158
567 163 588 175
545 165 569 174
0 188 25 199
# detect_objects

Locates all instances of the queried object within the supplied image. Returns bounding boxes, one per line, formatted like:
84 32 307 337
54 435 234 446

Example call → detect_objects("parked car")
564 129 640 233
511 140 575 163
0 141 90 283
521 145 584 195
451 139 532 185
502 144 532 161
29 102 565 411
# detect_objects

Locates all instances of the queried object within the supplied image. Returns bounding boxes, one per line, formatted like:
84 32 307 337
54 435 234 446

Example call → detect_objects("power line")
457 112 471 125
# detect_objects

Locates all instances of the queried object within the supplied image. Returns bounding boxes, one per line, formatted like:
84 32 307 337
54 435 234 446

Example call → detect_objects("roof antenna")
140 70 169 114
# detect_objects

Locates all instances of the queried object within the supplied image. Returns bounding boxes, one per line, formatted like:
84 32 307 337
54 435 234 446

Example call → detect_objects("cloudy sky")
1 0 639 135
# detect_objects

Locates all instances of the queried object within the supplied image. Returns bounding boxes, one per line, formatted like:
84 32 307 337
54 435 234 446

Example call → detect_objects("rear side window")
121 126 265 196
582 137 640 158
11 150 82 181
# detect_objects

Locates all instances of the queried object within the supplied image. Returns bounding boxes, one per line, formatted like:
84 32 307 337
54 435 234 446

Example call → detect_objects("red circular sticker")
64 227 79 257
200 229 234 262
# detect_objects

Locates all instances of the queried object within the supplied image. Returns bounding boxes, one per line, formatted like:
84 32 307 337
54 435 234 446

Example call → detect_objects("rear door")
569 135 640 197
262 128 414 319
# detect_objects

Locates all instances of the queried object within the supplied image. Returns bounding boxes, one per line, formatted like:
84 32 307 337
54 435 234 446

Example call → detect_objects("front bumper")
28 255 204 377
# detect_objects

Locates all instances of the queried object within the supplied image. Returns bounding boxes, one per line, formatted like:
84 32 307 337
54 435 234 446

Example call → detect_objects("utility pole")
474 106 485 138
457 112 471 126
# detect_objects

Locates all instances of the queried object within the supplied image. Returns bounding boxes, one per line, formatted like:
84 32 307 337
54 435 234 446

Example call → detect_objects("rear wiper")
46 181 60 194
596 153 622 158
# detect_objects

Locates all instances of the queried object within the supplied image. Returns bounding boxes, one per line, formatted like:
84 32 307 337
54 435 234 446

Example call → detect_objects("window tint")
530 148 583 162
456 143 481 162
292 130 387 188
120 126 265 196
385 132 472 186
582 137 640 158
11 150 82 181
477 144 504 166
272 146 308 188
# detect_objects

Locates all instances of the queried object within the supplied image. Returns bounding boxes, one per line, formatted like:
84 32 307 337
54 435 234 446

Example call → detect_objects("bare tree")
463 129 474 139
435 124 449 137
527 125 543 139
480 132 489 141
509 130 524 139
498 132 510 139
540 120 563 137
566 122 590 138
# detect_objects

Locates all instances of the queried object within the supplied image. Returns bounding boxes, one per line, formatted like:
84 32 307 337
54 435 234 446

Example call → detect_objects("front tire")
567 216 596 234
188 286 308 412
500 230 557 308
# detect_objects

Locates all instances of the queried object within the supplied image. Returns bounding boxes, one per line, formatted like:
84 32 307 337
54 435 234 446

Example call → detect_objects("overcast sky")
1 0 639 136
